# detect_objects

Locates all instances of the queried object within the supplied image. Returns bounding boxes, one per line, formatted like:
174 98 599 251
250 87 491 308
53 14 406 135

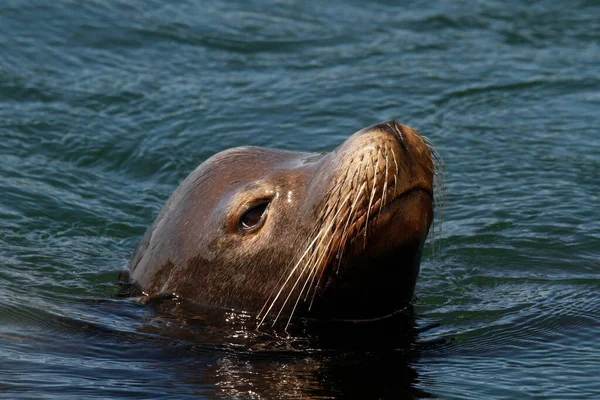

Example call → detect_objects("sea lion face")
130 121 436 325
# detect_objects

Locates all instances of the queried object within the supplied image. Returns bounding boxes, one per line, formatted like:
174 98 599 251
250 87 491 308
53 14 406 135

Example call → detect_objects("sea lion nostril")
375 120 408 150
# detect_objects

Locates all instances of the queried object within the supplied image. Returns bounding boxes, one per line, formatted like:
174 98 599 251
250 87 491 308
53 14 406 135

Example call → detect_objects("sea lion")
129 121 438 328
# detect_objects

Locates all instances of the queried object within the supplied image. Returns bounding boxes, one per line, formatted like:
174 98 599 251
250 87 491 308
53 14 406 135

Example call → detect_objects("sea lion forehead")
206 146 318 171
182 146 319 223
194 146 319 192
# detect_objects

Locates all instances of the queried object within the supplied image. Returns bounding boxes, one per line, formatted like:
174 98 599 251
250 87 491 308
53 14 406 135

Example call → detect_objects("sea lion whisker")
288 232 337 329
391 150 399 197
418 139 445 255
304 225 340 308
336 180 367 274
261 234 326 326
303 245 325 303
309 228 346 310
377 147 389 224
257 228 327 328
311 187 355 266
275 233 336 327
421 135 438 152
301 217 336 303
364 152 379 249
283 243 325 329
257 230 315 316
324 165 360 276
308 178 366 308
287 212 335 311
270 189 354 327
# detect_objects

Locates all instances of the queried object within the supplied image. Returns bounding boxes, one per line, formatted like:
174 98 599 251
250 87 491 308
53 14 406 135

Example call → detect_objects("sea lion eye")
239 200 270 232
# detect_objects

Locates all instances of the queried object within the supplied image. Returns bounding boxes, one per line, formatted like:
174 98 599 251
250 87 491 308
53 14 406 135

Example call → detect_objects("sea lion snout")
291 121 435 321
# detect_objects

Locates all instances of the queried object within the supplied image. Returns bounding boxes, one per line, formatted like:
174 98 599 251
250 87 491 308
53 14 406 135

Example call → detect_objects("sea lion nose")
370 120 408 149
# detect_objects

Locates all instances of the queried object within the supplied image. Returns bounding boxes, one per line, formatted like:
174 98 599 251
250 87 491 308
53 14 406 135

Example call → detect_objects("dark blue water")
1 1 599 398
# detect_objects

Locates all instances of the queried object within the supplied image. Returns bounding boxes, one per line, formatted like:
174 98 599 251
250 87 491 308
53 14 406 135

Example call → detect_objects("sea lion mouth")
402 185 434 201
340 184 433 255
361 185 433 230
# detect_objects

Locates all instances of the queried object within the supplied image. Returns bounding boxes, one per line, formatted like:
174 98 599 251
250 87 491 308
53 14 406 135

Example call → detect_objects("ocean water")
1 0 599 398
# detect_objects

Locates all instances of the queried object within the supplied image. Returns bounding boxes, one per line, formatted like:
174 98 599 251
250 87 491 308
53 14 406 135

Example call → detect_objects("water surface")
1 0 599 398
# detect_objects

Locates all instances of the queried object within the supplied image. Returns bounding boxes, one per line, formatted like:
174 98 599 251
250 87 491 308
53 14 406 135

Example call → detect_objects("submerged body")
129 121 437 326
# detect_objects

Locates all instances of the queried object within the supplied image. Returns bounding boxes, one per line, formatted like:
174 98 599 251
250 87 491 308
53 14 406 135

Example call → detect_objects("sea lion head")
129 121 439 327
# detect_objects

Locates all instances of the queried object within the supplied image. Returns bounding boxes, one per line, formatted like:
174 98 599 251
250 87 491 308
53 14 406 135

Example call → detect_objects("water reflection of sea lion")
129 121 439 328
